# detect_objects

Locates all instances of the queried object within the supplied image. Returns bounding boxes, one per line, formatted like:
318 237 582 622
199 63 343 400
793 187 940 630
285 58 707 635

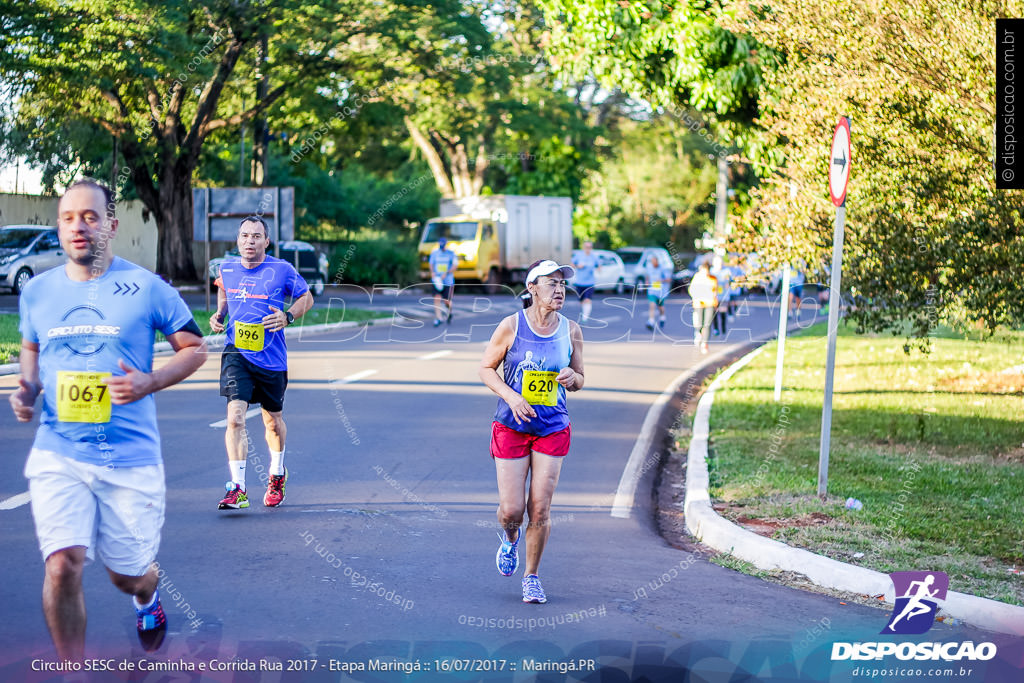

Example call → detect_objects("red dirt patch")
733 511 833 538
937 372 1024 394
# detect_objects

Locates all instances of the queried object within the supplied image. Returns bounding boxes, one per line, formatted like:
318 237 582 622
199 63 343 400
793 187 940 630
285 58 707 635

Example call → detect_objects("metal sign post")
774 264 792 402
818 116 851 498
204 187 212 312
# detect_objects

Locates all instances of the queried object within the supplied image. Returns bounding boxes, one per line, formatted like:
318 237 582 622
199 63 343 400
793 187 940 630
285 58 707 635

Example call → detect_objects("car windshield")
617 251 643 265
423 221 478 242
0 229 42 250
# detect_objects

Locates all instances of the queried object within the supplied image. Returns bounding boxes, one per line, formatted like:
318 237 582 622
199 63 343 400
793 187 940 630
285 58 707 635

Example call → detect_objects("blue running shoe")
495 529 520 576
522 574 547 603
135 589 167 652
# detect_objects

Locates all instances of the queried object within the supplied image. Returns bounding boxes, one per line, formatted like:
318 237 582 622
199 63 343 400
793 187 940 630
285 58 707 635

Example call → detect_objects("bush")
328 240 418 287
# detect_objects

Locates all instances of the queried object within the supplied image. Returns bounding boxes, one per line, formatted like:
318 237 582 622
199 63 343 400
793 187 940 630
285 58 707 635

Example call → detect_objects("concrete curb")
610 319 814 523
683 346 1024 637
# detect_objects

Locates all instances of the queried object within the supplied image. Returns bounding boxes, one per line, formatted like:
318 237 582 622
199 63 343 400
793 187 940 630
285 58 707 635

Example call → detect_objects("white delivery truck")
418 195 572 289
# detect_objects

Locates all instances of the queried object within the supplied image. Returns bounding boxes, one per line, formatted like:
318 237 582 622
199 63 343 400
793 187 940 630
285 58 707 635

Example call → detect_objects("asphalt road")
1 291 1020 682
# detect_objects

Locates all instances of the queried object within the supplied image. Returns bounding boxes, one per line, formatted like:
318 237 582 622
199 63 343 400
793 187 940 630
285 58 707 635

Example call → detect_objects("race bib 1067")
57 371 112 423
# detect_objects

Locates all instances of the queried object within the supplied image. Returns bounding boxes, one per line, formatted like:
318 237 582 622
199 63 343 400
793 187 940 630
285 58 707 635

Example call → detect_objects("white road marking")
209 407 261 428
0 491 31 510
418 350 453 361
610 347 748 518
328 369 378 389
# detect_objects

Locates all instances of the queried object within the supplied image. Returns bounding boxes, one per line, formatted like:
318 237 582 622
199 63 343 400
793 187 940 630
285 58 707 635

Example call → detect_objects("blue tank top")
494 310 572 436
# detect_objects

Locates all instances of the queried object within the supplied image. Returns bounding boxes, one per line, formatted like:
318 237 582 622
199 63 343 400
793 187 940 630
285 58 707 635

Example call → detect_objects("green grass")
0 315 20 364
182 307 388 338
0 306 390 362
707 321 1024 605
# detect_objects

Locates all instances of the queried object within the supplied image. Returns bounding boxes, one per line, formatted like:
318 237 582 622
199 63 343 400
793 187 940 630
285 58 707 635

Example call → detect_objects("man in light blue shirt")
9 179 206 658
429 236 457 327
572 241 599 323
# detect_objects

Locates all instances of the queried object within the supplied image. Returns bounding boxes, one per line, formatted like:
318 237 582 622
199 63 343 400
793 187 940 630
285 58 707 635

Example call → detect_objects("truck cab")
418 214 500 286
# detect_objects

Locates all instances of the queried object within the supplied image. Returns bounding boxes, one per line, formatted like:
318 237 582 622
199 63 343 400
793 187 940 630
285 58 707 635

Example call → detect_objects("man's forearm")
288 292 314 319
149 338 207 393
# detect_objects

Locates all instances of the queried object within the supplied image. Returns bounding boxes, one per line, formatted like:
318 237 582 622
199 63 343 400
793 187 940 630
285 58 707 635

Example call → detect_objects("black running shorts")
219 344 288 412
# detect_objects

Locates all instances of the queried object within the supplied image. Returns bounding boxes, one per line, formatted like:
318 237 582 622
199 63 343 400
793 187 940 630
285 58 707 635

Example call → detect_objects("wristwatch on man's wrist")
285 311 295 325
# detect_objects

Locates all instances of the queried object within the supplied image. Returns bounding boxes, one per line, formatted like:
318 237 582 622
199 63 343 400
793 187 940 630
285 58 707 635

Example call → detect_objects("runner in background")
644 254 672 329
688 260 718 355
711 255 733 337
572 241 599 324
210 216 312 510
429 237 456 327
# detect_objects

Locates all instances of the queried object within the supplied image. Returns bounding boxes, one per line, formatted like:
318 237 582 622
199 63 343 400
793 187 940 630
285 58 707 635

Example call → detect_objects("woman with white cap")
478 258 585 604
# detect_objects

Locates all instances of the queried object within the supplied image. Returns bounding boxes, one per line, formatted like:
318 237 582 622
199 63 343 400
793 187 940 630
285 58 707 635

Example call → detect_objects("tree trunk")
404 116 455 197
156 162 199 282
251 33 269 185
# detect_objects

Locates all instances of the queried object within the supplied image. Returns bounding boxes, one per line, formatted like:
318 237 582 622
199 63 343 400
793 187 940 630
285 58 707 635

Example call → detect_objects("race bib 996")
234 320 265 352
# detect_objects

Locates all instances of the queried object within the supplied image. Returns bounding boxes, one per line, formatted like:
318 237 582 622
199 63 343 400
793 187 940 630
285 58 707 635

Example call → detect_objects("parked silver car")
0 225 64 294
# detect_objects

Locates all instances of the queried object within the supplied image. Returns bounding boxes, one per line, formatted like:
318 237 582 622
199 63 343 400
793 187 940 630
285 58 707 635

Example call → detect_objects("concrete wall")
0 193 157 271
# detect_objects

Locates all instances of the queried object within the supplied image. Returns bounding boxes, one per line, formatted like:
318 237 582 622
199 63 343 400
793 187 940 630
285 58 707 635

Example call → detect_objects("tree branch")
405 115 455 197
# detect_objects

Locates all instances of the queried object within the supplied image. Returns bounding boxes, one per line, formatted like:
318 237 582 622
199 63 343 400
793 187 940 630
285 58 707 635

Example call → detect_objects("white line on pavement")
610 347 745 519
0 491 31 510
328 369 378 389
209 407 261 428
418 350 453 361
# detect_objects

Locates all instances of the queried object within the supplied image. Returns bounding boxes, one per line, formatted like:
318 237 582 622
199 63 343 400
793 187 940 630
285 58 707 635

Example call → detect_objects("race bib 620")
522 370 558 407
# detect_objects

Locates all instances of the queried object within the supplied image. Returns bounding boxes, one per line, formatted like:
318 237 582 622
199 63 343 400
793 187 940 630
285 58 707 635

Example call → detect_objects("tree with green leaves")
398 2 598 201
574 114 718 249
727 0 1024 341
537 0 770 145
0 0 471 279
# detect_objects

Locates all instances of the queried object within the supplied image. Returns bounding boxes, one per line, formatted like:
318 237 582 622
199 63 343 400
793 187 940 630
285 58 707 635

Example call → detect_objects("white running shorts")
24 447 165 576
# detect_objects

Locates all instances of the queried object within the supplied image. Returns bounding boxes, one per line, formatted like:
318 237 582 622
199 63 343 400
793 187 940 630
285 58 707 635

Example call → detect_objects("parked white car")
570 248 626 294
617 246 674 290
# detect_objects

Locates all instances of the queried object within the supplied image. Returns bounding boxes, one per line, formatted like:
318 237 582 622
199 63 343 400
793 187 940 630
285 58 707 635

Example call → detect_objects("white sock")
133 592 157 610
230 460 246 490
270 449 285 476
582 301 592 319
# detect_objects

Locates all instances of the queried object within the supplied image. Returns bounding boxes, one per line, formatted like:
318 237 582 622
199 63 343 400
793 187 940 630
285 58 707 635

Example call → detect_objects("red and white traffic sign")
829 117 851 207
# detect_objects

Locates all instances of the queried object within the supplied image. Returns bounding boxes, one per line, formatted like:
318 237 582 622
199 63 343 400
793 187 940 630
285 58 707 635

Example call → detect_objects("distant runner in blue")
429 236 457 327
572 241 599 323
210 216 313 510
644 254 673 329
9 179 206 659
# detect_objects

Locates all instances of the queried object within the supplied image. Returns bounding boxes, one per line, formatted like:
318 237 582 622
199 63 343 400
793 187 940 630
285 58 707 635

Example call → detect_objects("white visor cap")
526 260 576 285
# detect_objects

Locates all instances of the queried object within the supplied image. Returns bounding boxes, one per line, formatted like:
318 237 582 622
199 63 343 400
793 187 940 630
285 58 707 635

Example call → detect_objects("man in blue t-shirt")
210 216 312 510
9 179 207 658
572 241 599 323
429 237 457 327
